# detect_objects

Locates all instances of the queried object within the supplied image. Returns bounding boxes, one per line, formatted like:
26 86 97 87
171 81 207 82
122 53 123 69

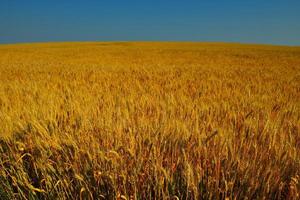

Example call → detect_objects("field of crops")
0 42 299 199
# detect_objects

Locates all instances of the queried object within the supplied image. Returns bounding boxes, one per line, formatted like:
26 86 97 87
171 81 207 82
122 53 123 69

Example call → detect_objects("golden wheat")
0 42 299 199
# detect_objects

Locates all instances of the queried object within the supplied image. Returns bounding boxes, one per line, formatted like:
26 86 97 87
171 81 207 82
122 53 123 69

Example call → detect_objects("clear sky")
0 0 299 45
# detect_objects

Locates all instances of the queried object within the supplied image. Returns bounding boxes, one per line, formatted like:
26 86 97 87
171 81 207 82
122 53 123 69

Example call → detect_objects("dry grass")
0 42 299 199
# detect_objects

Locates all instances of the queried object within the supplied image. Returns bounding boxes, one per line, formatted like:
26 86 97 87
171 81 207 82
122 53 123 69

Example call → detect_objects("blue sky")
0 0 299 45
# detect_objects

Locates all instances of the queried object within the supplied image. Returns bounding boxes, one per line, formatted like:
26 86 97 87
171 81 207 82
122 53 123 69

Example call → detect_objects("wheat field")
0 42 299 199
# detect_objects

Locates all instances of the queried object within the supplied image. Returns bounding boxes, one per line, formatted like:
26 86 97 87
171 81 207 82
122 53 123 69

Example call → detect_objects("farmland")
0 42 299 199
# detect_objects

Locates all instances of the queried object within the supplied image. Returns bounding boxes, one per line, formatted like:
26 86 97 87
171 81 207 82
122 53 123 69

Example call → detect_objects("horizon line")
0 40 299 47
